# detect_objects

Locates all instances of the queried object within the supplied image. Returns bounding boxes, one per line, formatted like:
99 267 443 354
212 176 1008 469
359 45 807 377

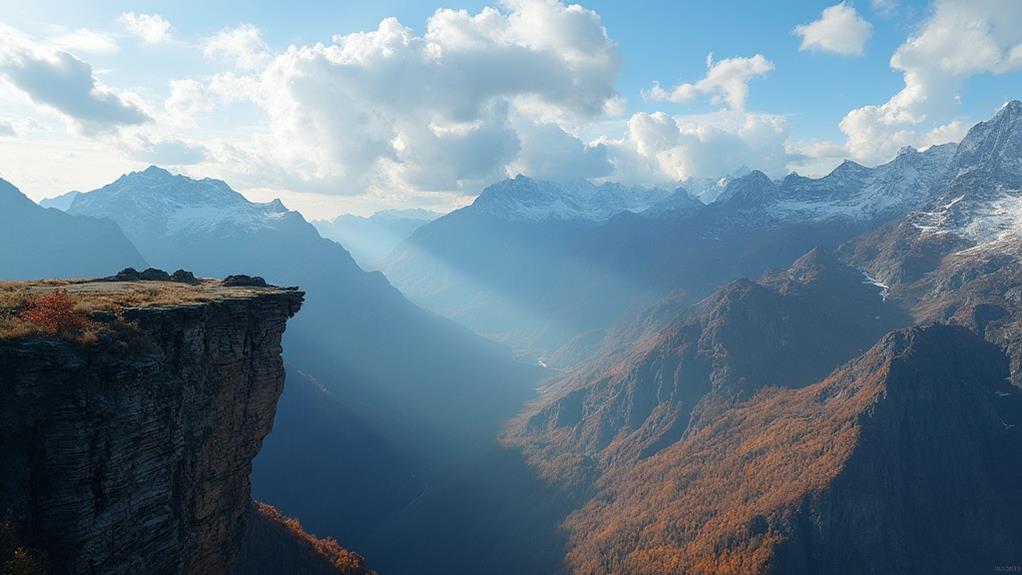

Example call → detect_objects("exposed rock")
172 269 199 284
110 267 142 281
0 285 303 575
106 267 201 284
223 275 268 288
139 267 173 281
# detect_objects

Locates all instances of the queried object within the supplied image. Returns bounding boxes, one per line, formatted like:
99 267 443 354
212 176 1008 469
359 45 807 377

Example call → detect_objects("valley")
2 2 1021 571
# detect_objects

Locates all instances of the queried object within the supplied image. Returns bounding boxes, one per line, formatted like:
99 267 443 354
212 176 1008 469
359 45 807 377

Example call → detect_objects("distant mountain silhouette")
0 178 144 280
313 209 439 270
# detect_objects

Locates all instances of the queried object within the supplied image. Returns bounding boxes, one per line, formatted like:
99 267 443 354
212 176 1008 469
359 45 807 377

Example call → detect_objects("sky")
0 0 1020 218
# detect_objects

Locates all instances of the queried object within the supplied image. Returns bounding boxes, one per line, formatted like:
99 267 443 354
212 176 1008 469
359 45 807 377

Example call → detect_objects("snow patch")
861 271 890 301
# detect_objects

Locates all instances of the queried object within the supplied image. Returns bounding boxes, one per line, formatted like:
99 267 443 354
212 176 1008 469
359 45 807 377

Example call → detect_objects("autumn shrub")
19 289 90 338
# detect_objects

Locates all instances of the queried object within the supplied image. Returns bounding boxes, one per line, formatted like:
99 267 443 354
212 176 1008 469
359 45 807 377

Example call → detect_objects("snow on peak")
470 175 670 222
767 143 956 222
906 103 1022 253
949 100 1022 185
69 166 294 238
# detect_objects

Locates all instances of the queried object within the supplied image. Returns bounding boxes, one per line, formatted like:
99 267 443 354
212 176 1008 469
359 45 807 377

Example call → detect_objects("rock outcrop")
0 284 303 574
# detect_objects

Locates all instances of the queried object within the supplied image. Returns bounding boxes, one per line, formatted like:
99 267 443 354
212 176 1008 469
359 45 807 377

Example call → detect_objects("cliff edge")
0 278 303 575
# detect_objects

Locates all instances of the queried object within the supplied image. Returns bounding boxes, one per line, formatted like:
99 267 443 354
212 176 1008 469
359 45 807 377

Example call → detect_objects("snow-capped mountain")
909 101 1022 252
70 166 296 240
681 166 751 204
769 144 956 223
66 166 321 276
715 169 778 207
643 186 703 217
469 175 671 222
673 142 954 226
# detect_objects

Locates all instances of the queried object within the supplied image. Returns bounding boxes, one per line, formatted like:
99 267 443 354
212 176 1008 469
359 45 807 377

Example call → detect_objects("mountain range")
5 100 1022 575
383 131 965 360
500 100 1022 574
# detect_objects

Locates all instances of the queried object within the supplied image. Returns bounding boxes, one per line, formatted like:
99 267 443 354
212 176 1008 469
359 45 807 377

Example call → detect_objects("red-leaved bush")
20 289 89 337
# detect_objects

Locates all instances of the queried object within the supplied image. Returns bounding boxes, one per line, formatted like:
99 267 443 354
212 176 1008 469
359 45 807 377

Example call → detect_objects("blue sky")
0 0 1020 217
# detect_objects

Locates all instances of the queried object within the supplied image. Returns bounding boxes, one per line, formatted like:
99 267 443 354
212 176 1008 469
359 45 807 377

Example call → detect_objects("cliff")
0 279 303 575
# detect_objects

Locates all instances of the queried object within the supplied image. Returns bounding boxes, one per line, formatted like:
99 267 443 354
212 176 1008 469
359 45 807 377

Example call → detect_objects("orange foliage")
556 360 889 575
19 289 89 337
253 503 376 575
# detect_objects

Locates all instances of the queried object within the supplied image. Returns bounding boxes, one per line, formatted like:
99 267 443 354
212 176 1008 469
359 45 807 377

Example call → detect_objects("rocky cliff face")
558 325 1022 575
0 287 303 575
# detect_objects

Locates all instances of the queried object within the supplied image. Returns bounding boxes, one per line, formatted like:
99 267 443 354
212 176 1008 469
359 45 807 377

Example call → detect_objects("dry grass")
0 279 277 343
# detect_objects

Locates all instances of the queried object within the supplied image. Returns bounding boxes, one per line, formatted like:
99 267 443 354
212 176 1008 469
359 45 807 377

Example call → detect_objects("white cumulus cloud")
164 79 212 126
601 110 792 185
203 24 271 70
202 0 622 195
794 3 872 56
118 12 172 44
839 0 1022 163
645 53 774 111
0 30 149 134
52 28 119 54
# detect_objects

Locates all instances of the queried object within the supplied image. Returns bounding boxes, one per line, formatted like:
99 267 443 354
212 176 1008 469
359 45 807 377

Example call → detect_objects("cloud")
0 120 15 137
203 24 270 70
794 3 872 56
601 110 792 184
870 0 898 16
207 0 621 194
122 134 207 165
839 0 1022 163
509 119 612 181
0 48 149 133
164 79 212 125
644 53 773 111
52 28 119 54
118 12 172 44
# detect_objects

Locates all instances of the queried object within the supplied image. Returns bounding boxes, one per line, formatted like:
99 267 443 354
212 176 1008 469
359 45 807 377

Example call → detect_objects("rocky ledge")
0 279 303 575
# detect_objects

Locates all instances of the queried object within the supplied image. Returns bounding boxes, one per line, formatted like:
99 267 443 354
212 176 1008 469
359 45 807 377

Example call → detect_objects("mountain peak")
996 99 1022 120
140 165 172 176
0 178 36 210
831 158 870 177
950 100 1022 183
717 170 777 205
472 176 669 222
